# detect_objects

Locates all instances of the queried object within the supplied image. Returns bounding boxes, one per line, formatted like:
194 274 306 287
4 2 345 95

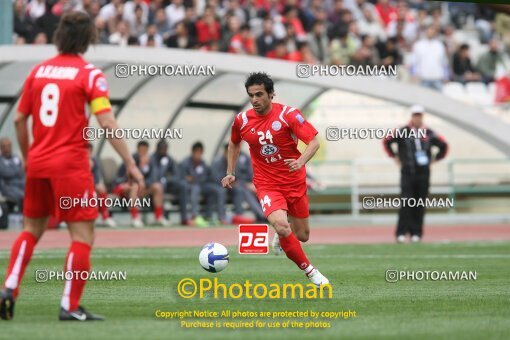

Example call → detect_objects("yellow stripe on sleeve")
90 96 112 115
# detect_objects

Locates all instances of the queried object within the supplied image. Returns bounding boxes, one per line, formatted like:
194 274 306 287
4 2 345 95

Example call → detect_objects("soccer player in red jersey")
0 12 144 321
221 72 330 287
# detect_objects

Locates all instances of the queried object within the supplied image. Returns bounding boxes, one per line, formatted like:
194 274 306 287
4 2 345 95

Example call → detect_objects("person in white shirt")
99 0 123 22
411 26 449 91
123 0 149 26
358 4 386 42
139 24 164 47
165 0 186 29
109 21 131 47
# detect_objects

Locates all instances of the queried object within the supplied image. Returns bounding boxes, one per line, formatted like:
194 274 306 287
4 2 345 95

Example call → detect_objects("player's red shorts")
23 173 98 222
256 185 309 218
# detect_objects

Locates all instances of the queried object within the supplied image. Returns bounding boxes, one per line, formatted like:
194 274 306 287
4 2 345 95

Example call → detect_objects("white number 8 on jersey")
39 83 60 127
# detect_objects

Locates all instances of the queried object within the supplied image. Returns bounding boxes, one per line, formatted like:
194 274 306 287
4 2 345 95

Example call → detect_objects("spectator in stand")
387 2 418 45
139 24 163 47
229 24 257 55
378 37 403 67
288 41 318 64
128 5 148 38
33 2 60 44
0 138 25 212
95 17 110 44
452 44 482 84
352 34 379 66
195 5 221 45
182 6 198 38
33 32 48 45
113 141 168 228
123 0 149 27
224 0 248 25
328 0 346 32
165 21 197 49
257 17 276 57
153 8 171 39
477 39 504 84
358 4 386 43
266 39 289 60
27 0 46 22
87 144 116 228
109 21 131 47
13 0 33 44
283 6 307 42
411 26 449 91
329 27 358 65
375 0 397 28
106 1 125 37
165 0 186 29
307 20 330 64
99 0 123 22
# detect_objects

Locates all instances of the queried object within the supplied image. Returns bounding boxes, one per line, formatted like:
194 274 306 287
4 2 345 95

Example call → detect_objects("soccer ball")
199 243 229 273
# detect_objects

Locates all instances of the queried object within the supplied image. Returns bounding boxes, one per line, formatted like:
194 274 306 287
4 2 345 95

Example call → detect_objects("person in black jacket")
383 105 448 243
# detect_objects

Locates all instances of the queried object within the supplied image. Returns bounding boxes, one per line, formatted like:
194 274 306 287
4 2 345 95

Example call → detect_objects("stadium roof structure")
0 45 509 159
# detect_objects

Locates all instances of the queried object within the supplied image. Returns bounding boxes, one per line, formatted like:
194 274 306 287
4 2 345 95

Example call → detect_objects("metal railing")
308 158 510 215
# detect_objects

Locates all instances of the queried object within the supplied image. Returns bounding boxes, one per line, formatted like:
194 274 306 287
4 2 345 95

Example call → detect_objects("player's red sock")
61 241 91 312
130 207 139 219
279 232 311 270
98 192 109 220
154 206 163 220
3 231 38 298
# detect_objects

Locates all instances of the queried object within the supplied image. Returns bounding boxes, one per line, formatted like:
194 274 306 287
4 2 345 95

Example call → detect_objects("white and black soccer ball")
199 243 229 273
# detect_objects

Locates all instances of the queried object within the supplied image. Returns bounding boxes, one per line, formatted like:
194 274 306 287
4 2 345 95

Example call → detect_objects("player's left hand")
284 159 304 172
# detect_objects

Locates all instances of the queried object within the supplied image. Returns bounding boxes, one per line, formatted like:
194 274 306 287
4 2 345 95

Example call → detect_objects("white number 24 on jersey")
39 83 60 127
258 130 274 145
259 195 271 212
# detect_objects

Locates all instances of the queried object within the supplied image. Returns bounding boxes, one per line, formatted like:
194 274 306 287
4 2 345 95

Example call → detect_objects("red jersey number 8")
39 83 60 127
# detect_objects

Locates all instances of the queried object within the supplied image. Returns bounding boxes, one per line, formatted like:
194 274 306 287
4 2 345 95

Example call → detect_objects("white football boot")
305 266 330 288
271 233 283 255
132 217 144 228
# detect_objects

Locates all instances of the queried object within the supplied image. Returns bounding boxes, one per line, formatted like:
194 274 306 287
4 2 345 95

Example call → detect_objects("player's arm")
285 136 320 173
221 115 243 189
283 110 320 172
95 112 145 193
221 140 241 189
14 112 29 164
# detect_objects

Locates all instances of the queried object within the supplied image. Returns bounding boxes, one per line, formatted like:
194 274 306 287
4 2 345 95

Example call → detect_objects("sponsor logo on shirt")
95 77 108 92
260 144 278 156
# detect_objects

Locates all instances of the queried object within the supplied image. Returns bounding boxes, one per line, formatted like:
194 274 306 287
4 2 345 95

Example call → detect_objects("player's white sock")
303 264 315 276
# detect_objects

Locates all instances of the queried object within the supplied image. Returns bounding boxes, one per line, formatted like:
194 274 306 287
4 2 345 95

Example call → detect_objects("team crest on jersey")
250 128 255 134
95 77 108 92
296 114 305 124
260 144 278 156
271 121 282 131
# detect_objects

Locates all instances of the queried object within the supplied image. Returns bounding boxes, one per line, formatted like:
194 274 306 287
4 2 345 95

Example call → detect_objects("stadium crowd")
11 0 510 90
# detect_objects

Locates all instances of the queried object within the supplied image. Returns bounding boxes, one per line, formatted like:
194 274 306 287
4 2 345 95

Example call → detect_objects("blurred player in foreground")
221 72 329 288
0 12 144 321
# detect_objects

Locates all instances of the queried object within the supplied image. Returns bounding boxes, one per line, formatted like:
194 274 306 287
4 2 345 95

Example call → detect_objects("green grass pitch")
1 242 509 339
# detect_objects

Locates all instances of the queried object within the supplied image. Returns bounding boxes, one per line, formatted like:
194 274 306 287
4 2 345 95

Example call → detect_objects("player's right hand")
127 164 145 196
221 175 236 189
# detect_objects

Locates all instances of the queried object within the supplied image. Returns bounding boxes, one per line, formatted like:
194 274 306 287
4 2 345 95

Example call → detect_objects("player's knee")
297 230 309 242
273 219 291 237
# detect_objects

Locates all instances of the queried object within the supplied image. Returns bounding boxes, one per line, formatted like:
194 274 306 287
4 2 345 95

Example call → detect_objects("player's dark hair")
245 72 274 95
192 141 204 152
137 140 149 148
54 12 97 54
